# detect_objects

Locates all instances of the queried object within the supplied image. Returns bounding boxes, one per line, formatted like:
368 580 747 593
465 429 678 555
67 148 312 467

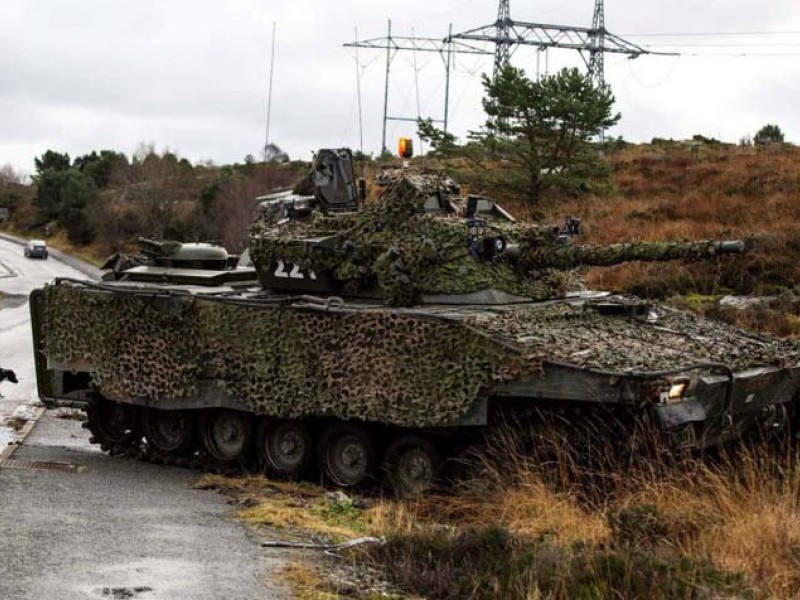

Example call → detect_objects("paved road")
0 238 292 599
0 237 85 447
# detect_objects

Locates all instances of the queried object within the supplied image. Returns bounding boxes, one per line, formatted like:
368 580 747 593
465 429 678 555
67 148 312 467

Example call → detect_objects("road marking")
0 258 16 279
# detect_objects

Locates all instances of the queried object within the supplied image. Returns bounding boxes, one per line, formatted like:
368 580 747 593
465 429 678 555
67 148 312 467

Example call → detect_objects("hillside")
536 143 800 299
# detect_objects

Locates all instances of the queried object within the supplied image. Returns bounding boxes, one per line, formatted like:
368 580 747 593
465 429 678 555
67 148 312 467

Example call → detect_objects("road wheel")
383 435 442 497
86 397 139 447
755 403 791 450
144 409 195 456
319 423 375 488
258 419 313 478
200 410 252 464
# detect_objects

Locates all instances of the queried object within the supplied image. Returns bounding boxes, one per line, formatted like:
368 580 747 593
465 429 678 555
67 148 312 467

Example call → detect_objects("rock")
325 490 351 505
718 295 776 310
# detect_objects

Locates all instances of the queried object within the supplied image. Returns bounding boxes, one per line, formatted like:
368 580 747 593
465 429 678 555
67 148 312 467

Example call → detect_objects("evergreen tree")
470 66 620 203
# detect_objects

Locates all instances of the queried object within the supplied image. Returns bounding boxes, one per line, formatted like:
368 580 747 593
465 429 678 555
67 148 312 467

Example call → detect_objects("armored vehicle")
30 148 800 494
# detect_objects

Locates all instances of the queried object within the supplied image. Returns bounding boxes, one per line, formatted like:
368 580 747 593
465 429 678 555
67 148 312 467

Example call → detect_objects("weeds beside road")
200 427 800 599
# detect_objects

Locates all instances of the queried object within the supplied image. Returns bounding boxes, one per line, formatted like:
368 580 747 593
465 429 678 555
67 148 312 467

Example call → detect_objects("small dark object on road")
0 368 18 384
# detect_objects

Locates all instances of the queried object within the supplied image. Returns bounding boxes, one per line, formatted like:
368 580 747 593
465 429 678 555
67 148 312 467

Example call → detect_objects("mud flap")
653 399 706 428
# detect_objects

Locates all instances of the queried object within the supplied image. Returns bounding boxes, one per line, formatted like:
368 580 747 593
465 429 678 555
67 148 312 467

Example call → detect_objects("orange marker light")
398 137 414 159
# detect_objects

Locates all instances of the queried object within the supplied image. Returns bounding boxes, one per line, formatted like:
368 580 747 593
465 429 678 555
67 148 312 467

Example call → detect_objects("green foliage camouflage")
467 299 800 372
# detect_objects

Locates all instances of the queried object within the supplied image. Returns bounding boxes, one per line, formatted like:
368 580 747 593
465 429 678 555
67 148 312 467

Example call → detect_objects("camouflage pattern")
467 298 800 373
40 278 800 428
249 171 741 307
41 282 535 427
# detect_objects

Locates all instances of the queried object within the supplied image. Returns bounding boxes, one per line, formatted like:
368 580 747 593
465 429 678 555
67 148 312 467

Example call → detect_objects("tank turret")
249 149 745 306
100 238 256 286
138 238 232 270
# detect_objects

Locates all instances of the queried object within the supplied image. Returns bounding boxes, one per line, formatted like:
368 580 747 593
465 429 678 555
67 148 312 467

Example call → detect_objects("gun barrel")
525 240 745 270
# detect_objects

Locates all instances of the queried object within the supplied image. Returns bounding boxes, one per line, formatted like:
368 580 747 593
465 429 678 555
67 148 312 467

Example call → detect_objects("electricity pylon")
449 0 666 88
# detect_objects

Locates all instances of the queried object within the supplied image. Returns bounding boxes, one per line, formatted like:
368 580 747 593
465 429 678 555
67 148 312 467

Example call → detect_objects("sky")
1 0 799 175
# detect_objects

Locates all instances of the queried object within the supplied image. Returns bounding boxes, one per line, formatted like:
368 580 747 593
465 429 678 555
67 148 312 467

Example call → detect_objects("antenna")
264 21 277 161
354 27 364 156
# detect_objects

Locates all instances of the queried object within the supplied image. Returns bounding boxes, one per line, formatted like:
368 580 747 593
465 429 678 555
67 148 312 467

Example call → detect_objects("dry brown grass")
278 563 341 600
200 433 800 598
43 230 107 266
621 450 800 598
195 475 367 539
441 435 800 599
448 143 800 303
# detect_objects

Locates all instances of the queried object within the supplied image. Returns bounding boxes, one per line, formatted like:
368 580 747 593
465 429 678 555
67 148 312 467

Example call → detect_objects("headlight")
659 378 690 404
668 382 687 400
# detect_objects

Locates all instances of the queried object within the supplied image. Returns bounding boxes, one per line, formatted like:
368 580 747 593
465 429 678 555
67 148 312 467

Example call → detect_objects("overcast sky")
2 0 799 174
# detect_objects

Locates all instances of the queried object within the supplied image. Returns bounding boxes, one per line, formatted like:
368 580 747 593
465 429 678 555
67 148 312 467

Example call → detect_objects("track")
79 395 451 496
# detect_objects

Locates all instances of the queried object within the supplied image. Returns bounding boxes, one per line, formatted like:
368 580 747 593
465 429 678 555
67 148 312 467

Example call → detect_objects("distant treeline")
0 144 305 255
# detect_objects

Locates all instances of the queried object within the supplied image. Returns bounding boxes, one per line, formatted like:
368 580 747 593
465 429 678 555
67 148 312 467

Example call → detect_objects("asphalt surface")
0 236 85 447
0 237 293 599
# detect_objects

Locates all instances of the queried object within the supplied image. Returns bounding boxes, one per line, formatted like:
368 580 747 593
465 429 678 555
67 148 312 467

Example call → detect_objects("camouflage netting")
519 236 744 271
249 173 583 305
249 170 743 307
41 283 537 426
42 283 800 424
43 285 203 400
467 296 800 372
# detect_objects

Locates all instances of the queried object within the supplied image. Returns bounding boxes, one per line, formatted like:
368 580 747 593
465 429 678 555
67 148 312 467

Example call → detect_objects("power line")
447 0 676 88
684 52 800 57
344 20 493 154
625 30 800 38
645 42 800 48
447 0 675 140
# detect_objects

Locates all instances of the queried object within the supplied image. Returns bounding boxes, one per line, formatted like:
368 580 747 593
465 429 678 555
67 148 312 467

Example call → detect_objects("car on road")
24 240 48 259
